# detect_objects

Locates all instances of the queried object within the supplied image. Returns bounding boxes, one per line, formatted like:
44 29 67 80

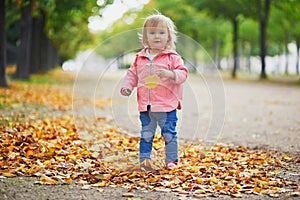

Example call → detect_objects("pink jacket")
121 48 188 112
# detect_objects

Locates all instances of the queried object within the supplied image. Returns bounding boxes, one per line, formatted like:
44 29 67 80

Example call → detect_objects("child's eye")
160 32 165 35
149 32 155 35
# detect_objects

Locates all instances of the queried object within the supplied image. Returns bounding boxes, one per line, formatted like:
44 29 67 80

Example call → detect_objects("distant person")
120 13 188 170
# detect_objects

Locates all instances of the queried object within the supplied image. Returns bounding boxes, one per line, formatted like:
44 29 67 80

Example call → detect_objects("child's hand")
157 69 175 80
120 88 132 96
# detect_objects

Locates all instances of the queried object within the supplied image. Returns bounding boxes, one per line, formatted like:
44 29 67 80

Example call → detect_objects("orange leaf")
26 150 35 158
122 193 135 197
40 174 57 185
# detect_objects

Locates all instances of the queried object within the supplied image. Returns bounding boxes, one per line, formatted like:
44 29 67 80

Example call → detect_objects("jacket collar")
137 47 178 57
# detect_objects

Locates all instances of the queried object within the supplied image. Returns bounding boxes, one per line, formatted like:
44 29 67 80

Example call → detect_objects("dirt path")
1 70 299 200
75 70 300 153
219 79 300 153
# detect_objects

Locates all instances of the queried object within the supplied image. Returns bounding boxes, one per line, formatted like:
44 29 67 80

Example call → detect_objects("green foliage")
240 19 260 56
46 0 99 60
96 29 142 59
5 0 102 60
5 0 300 72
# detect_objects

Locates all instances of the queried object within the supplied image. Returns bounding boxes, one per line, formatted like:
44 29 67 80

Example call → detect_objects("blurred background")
1 0 300 87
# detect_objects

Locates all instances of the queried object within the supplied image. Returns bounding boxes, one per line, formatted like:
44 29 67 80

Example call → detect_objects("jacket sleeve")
121 57 138 91
171 55 188 84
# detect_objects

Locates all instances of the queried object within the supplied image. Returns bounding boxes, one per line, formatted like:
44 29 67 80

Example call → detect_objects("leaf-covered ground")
0 69 299 199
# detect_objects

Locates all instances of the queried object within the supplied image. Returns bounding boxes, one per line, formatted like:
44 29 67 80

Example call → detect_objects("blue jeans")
139 106 178 163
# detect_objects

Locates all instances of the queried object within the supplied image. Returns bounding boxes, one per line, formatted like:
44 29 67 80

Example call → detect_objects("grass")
6 66 76 86
17 69 75 86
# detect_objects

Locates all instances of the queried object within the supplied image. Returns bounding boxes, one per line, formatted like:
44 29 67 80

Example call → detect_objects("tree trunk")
213 39 221 70
49 40 60 69
284 42 289 75
30 12 44 73
40 31 48 72
246 42 254 72
296 38 299 75
258 0 271 80
16 1 32 79
0 0 8 87
232 18 239 78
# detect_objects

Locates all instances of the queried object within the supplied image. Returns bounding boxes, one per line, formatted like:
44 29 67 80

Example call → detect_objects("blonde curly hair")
141 13 177 50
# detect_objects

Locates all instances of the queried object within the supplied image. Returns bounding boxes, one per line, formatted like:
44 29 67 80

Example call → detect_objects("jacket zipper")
146 52 158 110
148 59 153 107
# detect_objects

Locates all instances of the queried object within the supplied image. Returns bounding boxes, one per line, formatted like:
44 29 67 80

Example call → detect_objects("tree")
4 0 100 78
157 0 230 69
16 0 32 79
240 19 259 72
268 6 291 74
0 0 8 87
30 8 45 73
188 0 248 78
257 0 271 79
46 0 98 60
235 0 271 79
277 0 300 75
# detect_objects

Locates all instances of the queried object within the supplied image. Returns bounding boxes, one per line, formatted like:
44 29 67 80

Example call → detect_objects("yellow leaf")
92 182 106 187
148 177 158 183
196 177 203 184
55 156 65 162
253 187 261 193
36 130 43 139
122 138 130 145
282 154 293 161
81 150 90 155
189 167 199 173
47 147 55 156
129 171 137 178
182 171 190 176
2 172 17 177
67 154 76 160
145 75 159 89
43 160 51 166
231 193 243 198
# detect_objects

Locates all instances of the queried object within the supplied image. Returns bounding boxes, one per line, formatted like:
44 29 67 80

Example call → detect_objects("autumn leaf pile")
0 82 72 110
0 72 299 198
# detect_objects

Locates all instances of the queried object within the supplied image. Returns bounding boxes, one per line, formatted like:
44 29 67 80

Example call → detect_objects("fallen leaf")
122 193 135 197
290 192 300 196
1 172 17 177
40 174 57 185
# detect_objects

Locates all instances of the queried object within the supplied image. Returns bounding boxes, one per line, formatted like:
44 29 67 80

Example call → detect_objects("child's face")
146 22 169 53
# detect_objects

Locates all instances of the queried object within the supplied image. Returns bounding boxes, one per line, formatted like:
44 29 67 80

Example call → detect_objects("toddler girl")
120 13 188 170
